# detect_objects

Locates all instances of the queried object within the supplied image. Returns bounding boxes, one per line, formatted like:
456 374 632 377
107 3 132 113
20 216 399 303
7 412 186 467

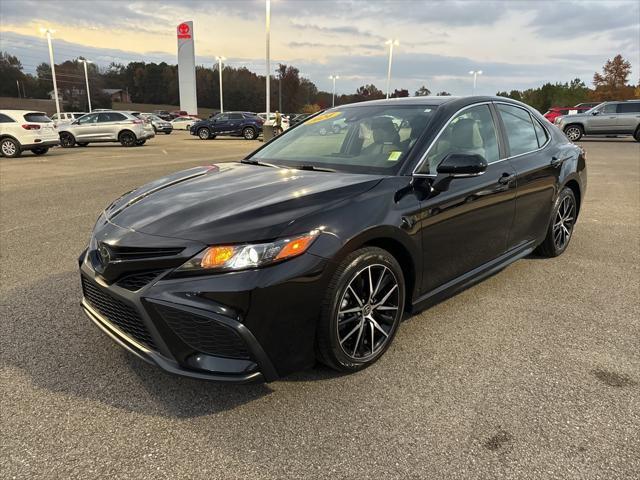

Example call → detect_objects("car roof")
335 95 531 111
1 110 48 115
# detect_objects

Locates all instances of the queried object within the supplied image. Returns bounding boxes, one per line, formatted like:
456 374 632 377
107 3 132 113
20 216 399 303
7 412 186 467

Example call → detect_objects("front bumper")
78 228 332 382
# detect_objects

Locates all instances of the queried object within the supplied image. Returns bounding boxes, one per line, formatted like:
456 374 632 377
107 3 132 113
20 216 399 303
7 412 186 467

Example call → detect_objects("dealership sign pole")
42 29 61 119
80 59 92 112
177 21 198 115
265 0 271 118
216 56 226 113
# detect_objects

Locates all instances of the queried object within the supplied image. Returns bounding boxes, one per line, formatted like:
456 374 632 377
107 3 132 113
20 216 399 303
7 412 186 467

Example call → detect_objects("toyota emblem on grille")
98 243 111 266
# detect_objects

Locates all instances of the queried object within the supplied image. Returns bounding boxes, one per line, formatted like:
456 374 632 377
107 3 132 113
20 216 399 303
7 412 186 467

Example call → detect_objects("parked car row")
551 100 640 142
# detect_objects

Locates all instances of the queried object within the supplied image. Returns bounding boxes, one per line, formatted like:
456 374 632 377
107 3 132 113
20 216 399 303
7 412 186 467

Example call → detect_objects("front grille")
82 277 157 349
117 270 166 291
154 304 250 359
105 245 184 261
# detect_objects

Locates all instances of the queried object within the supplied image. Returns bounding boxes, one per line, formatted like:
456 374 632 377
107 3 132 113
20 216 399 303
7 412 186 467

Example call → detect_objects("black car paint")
80 96 586 382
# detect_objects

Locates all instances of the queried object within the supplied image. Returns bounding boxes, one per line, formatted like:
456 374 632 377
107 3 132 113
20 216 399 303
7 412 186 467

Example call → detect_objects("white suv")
0 110 59 158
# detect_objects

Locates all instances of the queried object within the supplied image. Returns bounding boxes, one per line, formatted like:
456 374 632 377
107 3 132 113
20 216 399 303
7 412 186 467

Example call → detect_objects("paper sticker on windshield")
387 151 402 162
306 111 342 125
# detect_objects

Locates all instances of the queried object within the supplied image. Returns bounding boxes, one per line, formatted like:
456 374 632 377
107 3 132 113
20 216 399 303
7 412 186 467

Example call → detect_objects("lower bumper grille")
153 303 250 359
81 276 157 349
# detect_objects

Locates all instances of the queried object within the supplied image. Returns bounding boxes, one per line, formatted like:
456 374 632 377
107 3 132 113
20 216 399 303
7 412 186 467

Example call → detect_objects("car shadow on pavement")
1 271 273 419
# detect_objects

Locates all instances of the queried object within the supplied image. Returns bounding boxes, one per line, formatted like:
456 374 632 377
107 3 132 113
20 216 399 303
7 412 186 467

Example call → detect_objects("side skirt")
409 240 537 314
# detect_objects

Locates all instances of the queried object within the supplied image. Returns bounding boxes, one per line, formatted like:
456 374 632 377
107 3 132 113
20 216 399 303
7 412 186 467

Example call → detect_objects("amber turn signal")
275 234 316 260
200 246 236 268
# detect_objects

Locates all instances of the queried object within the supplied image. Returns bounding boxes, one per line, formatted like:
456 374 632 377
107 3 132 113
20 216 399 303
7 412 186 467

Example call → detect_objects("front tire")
59 132 76 148
198 127 211 140
564 125 583 142
316 247 405 373
634 127 640 142
536 187 577 257
1 138 21 157
31 147 49 155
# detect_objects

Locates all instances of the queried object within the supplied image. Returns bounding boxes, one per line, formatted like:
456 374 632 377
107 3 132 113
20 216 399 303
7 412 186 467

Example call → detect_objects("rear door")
495 103 558 249
616 102 640 133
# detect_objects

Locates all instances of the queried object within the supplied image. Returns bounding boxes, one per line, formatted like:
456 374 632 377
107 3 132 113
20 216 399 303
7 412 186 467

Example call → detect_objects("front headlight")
177 230 320 273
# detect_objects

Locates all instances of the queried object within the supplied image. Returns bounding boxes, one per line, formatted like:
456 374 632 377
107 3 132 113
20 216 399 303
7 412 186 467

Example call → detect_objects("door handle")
498 172 515 185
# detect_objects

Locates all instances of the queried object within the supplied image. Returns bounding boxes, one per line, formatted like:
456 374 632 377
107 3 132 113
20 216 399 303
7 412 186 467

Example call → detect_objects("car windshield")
251 105 437 174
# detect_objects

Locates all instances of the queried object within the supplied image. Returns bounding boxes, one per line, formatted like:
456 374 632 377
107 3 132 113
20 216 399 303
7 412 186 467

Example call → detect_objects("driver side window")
78 113 98 124
420 104 499 174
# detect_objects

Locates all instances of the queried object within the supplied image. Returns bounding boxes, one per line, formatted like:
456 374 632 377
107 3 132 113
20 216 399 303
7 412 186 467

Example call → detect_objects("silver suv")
58 111 154 148
556 100 640 142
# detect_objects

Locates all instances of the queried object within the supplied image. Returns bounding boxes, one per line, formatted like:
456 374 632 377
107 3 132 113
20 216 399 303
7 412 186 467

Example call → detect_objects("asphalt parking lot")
1 131 638 479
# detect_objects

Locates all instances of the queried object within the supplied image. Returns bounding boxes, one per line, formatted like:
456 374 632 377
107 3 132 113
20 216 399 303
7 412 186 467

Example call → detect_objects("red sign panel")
177 22 191 39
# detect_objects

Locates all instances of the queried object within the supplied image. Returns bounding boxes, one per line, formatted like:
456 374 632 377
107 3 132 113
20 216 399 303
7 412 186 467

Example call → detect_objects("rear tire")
119 131 137 147
316 247 405 373
536 187 577 257
242 127 256 140
198 127 211 140
31 147 49 155
59 132 76 148
1 138 21 157
564 125 583 142
77 142 89 147
634 127 640 142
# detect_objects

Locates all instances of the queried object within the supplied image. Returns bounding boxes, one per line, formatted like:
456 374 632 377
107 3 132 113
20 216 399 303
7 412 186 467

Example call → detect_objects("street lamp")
79 59 92 112
469 70 483 95
265 0 271 117
40 28 60 118
216 56 226 113
385 39 399 99
329 75 339 107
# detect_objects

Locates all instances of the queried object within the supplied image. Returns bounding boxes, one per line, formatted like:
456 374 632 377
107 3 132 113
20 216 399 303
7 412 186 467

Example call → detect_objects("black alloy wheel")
119 131 137 147
536 187 577 257
317 247 405 372
31 147 49 155
59 132 76 148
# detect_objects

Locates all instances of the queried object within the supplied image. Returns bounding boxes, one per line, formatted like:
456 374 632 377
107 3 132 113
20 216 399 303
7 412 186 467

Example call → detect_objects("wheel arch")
118 129 137 140
564 178 582 216
0 134 21 144
563 122 584 132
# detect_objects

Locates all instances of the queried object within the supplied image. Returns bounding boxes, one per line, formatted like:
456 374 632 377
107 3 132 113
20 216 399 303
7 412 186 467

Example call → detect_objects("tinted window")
216 114 229 121
98 112 126 122
533 119 548 147
229 113 243 120
78 113 99 124
602 103 617 114
617 103 640 113
421 104 499 174
497 104 539 156
0 113 15 123
24 112 52 123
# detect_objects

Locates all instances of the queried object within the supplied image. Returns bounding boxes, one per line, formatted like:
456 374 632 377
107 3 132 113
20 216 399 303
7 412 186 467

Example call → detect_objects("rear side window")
229 113 243 120
24 112 52 123
497 104 539 156
98 112 127 122
533 119 548 147
617 103 640 113
0 113 16 123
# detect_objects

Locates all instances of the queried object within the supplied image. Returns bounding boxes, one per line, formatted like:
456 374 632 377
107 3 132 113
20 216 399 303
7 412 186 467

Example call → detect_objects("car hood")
105 162 383 244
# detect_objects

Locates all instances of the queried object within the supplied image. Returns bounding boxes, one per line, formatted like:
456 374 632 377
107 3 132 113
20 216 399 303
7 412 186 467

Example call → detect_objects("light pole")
41 28 60 118
216 56 226 113
469 70 483 95
329 75 339 107
385 39 399 99
79 59 92 112
265 0 271 117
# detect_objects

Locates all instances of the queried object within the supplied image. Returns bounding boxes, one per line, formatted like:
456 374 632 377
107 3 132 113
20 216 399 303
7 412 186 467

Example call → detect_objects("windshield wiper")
291 164 336 172
240 159 280 168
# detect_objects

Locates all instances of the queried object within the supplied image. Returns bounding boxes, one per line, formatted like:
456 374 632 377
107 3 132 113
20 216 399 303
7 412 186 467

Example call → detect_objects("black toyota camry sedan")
79 96 586 383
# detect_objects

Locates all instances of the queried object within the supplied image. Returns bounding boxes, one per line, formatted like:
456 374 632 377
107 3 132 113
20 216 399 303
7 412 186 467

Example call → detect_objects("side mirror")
591 110 599 116
437 153 487 177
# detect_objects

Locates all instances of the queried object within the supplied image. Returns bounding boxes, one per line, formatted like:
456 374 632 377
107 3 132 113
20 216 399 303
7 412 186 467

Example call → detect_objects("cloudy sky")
0 0 638 95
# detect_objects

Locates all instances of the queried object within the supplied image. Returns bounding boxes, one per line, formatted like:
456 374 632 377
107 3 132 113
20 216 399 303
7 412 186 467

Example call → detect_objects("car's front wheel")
59 132 76 148
198 127 211 140
564 125 583 142
536 187 577 257
316 247 405 373
242 127 256 140
1 138 21 157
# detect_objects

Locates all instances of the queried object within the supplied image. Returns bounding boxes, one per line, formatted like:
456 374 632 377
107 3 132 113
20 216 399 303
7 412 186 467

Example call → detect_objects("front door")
415 103 517 294
73 113 100 141
212 114 230 134
587 103 618 133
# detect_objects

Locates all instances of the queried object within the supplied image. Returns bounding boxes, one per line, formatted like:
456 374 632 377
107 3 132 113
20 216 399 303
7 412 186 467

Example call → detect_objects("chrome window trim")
494 101 551 160
412 101 498 177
